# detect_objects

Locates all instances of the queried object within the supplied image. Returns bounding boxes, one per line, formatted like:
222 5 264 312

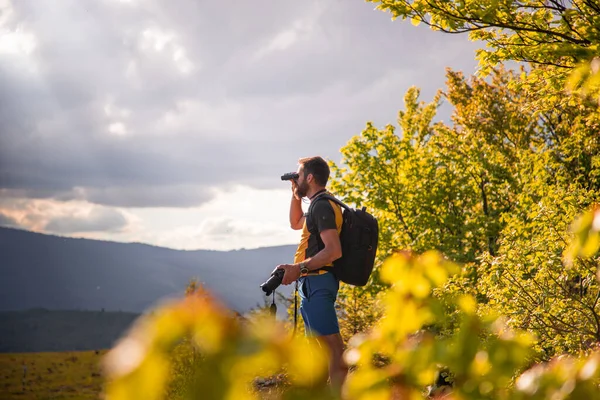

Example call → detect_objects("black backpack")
308 193 379 286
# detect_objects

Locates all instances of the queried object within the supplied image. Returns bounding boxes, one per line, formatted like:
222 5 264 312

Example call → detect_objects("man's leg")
316 332 348 393
300 275 347 391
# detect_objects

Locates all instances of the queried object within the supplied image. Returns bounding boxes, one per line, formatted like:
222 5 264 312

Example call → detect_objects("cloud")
0 0 481 248
252 6 322 62
44 207 129 234
145 216 296 251
94 185 303 251
0 211 19 228
80 185 215 208
0 197 135 234
1 184 214 209
0 0 479 203
200 217 282 239
0 185 299 250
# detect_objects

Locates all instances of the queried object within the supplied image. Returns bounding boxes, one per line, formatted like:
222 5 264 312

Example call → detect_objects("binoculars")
281 172 299 181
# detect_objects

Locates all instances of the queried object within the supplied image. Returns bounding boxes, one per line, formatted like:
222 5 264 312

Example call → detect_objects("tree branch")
421 0 590 45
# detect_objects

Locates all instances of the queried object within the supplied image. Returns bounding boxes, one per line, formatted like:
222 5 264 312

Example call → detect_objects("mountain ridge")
0 226 297 317
0 226 297 253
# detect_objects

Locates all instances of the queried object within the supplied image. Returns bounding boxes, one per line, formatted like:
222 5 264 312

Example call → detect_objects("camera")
281 172 299 181
260 268 285 296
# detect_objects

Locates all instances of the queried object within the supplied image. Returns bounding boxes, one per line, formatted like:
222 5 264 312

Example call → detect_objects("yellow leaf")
286 337 328 386
471 351 492 376
424 260 449 287
381 253 408 286
458 295 477 315
411 273 431 298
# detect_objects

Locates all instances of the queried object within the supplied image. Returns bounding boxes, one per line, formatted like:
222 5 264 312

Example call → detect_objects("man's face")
296 165 310 198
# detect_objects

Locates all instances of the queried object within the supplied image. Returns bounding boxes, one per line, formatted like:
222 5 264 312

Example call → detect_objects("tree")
330 66 542 280
329 88 467 277
477 172 600 357
336 284 384 342
368 0 600 101
330 66 600 356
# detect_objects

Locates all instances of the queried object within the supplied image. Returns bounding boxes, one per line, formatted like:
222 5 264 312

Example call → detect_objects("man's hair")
298 156 330 186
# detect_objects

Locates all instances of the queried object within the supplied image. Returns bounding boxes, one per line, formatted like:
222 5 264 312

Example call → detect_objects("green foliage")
329 87 481 278
330 65 600 357
477 179 599 357
336 284 384 342
368 0 600 101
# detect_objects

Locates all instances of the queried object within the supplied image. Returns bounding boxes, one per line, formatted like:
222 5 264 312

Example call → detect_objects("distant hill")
0 309 140 352
0 227 297 318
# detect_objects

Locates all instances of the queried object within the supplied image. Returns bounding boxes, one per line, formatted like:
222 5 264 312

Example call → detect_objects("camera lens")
260 269 285 296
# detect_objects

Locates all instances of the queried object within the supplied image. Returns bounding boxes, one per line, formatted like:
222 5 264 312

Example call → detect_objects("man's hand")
291 180 300 201
289 180 305 230
276 263 301 285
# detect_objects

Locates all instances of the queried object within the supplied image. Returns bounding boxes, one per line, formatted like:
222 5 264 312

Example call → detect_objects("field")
0 350 108 400
0 350 287 400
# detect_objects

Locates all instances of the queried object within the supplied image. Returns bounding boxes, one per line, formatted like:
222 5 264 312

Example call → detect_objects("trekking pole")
293 281 298 336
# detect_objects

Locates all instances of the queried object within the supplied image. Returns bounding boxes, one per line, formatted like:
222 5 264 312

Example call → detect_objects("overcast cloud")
0 211 19 228
44 207 128 233
0 0 480 249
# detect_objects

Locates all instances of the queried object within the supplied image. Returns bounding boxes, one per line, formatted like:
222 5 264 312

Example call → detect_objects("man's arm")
302 229 342 270
279 200 342 285
289 181 305 230
279 228 342 285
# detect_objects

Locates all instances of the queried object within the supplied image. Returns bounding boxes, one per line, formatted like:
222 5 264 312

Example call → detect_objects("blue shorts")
298 272 340 336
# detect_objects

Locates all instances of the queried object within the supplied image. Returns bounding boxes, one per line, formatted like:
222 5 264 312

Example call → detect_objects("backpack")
308 193 379 286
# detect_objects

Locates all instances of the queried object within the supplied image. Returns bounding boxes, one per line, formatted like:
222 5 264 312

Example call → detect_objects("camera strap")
270 291 277 316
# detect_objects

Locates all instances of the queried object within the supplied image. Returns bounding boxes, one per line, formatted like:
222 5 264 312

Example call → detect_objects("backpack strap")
307 193 351 217
306 193 345 274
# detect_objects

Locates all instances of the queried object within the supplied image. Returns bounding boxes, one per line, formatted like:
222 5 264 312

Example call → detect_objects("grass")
0 350 292 400
0 350 108 400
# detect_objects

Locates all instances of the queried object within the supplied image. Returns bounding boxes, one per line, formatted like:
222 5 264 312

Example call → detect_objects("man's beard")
297 181 309 198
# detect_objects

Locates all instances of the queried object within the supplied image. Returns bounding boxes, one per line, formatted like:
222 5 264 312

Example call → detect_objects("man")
275 156 348 392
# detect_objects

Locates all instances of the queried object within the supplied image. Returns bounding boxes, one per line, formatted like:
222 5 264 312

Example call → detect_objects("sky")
0 0 481 251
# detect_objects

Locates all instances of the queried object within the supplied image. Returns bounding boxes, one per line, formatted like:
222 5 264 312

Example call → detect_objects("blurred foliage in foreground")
100 208 600 399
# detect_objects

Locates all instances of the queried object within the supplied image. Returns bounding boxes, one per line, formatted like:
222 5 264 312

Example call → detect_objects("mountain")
0 227 297 318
